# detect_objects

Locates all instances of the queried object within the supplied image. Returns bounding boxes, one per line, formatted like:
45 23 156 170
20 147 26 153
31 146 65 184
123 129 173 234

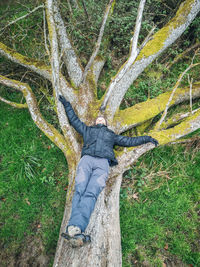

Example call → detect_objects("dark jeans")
67 155 109 232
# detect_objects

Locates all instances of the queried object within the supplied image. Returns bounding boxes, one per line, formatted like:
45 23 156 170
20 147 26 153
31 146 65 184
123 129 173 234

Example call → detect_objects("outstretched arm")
59 95 87 136
114 134 159 147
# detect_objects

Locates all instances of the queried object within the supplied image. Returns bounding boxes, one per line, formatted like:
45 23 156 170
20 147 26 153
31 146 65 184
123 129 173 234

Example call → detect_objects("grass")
120 140 200 266
0 102 68 265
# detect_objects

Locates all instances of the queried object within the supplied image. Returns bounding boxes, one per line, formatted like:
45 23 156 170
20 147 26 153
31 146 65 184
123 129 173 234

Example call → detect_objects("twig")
66 0 73 14
138 24 156 52
0 5 44 35
43 9 50 56
81 0 90 21
188 74 193 113
166 42 200 69
82 0 114 83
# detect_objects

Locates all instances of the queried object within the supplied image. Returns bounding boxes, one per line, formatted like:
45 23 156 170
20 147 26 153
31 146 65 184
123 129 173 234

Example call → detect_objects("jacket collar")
95 124 107 128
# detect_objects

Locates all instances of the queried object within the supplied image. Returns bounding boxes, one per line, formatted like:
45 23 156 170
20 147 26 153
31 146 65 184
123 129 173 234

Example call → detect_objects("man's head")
95 116 107 126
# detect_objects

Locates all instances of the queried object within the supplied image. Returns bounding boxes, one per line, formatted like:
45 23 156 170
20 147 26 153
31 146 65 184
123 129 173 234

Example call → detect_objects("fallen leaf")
25 198 31 205
133 193 139 200
164 243 168 250
48 145 51 150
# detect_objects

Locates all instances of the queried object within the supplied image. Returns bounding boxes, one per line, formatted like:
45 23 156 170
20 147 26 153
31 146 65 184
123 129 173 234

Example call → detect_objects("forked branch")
0 95 28 108
154 62 200 131
53 1 83 87
82 0 115 83
100 0 146 111
101 0 200 120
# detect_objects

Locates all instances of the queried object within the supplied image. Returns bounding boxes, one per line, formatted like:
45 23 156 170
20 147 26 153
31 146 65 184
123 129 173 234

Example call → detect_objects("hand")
149 137 159 147
59 95 67 105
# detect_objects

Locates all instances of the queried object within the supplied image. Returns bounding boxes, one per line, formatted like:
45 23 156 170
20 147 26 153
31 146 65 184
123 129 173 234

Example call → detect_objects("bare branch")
0 95 28 108
45 0 81 155
0 42 52 80
43 9 50 56
100 0 146 111
113 82 200 133
101 0 200 120
53 1 83 87
188 75 193 113
154 62 200 131
0 75 69 155
92 57 106 86
158 108 200 130
130 0 146 59
0 42 77 104
166 42 200 69
0 5 44 36
82 0 114 83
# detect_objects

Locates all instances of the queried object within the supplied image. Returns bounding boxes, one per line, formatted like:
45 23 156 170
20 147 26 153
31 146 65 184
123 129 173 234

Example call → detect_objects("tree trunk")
53 170 123 267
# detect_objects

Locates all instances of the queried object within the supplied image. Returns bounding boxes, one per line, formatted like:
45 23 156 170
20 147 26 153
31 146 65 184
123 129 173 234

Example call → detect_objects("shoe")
61 232 91 248
67 225 81 237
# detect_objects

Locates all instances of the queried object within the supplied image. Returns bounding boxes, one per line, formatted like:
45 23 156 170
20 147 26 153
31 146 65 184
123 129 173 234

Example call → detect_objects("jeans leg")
73 159 109 232
67 156 92 230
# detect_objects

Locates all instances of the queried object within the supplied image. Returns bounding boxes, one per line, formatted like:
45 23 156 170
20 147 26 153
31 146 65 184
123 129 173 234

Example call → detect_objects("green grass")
120 142 200 266
0 102 68 264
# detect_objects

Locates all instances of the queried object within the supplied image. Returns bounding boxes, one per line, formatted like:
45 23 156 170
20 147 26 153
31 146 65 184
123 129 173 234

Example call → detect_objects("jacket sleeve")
62 101 87 136
114 134 152 147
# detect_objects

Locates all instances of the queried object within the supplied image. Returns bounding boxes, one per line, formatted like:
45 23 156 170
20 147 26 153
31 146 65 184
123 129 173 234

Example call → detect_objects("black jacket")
63 102 153 166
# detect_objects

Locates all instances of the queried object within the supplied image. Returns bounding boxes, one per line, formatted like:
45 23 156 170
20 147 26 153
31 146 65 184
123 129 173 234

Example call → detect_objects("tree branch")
0 42 52 80
101 0 200 120
154 62 200 131
45 0 81 155
92 56 106 87
53 1 83 87
158 108 200 130
112 82 200 133
0 5 44 36
0 42 77 104
0 95 28 108
82 0 114 83
100 0 146 111
0 75 70 155
166 42 200 69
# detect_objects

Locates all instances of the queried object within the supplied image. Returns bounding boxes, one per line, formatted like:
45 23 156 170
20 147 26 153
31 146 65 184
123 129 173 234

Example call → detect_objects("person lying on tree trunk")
59 95 159 247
